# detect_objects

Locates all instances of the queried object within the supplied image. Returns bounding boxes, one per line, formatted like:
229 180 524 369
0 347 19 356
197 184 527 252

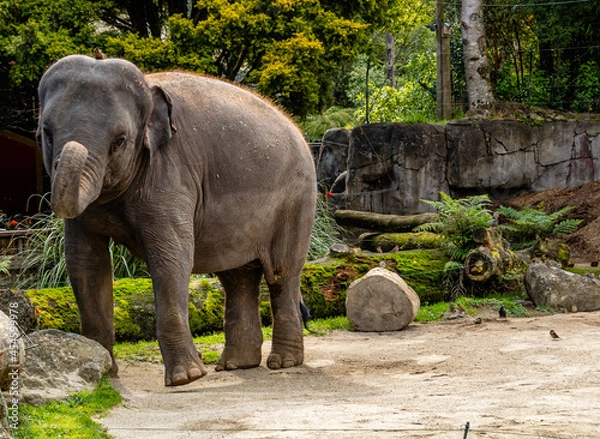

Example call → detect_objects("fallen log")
334 210 438 232
345 267 420 331
464 228 570 282
359 232 441 252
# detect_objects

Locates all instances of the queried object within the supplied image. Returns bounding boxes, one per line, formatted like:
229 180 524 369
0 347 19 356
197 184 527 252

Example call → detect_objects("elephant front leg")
152 265 207 386
65 221 118 376
215 263 263 371
266 275 304 369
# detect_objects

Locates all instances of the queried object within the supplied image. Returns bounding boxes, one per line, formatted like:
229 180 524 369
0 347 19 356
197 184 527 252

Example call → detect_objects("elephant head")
37 55 174 218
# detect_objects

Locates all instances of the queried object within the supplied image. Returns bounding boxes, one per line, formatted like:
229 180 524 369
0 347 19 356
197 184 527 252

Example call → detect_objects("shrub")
497 205 583 249
416 192 494 262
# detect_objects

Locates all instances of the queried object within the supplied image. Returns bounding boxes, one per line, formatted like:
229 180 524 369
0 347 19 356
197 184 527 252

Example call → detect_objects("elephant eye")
111 134 127 154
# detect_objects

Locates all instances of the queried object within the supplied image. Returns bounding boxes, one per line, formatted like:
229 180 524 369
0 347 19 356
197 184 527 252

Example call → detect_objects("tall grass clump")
15 212 148 289
308 195 345 260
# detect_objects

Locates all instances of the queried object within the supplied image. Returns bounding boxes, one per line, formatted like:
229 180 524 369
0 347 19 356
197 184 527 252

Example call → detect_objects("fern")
417 192 494 262
498 204 582 248
553 218 583 235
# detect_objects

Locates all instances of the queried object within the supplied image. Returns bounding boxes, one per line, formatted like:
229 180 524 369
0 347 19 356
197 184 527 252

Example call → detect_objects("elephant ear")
144 85 175 153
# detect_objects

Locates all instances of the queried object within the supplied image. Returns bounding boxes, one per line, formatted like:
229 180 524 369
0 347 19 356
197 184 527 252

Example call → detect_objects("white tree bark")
461 0 494 112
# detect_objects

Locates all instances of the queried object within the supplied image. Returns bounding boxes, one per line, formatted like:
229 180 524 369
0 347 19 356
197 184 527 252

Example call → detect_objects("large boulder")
0 311 24 392
525 262 600 311
346 267 420 331
0 289 38 332
21 330 112 405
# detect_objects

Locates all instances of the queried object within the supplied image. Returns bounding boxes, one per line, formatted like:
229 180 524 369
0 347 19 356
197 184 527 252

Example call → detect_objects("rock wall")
318 120 600 214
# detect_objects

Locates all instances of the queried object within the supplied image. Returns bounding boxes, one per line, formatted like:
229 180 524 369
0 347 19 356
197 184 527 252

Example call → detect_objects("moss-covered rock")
27 277 226 342
301 249 449 317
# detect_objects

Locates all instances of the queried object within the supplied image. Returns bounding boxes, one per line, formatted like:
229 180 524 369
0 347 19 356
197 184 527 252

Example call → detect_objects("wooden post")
436 1 452 120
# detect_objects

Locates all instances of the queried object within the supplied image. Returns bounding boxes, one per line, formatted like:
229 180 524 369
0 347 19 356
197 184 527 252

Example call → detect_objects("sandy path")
102 311 600 438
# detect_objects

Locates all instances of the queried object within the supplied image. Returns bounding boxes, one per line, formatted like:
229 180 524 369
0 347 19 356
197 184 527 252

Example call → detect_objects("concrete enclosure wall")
317 120 600 215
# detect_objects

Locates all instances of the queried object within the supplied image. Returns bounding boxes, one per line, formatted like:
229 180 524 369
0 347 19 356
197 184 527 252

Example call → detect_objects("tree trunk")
461 0 494 112
334 210 438 232
385 32 396 88
436 0 452 119
464 228 529 282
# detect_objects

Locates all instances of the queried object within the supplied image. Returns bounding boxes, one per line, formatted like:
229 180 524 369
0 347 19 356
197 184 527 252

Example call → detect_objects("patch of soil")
321 268 357 301
103 311 600 439
501 180 600 263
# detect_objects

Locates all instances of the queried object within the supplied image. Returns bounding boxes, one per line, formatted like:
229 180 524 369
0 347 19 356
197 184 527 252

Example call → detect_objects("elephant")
37 55 317 386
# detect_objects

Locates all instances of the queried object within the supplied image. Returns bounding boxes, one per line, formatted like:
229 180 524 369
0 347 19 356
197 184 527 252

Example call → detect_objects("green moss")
301 262 351 319
301 249 449 318
28 250 448 340
368 250 448 303
26 286 81 333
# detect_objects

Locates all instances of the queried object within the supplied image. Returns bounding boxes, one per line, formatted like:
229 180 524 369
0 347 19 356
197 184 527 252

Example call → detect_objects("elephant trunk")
51 141 101 219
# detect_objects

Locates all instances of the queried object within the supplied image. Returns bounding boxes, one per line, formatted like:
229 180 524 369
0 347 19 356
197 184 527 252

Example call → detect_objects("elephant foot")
215 347 261 372
164 350 207 386
267 349 303 370
108 356 119 378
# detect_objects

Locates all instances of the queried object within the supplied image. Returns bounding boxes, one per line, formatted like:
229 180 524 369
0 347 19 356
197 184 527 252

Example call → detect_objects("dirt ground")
102 310 600 439
101 183 600 438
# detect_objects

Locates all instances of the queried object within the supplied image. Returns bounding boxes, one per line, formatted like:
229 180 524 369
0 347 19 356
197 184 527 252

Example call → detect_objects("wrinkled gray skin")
37 55 317 386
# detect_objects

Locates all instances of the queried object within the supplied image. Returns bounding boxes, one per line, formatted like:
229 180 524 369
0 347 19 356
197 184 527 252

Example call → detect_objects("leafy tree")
1 0 397 121
348 2 437 123
484 0 600 111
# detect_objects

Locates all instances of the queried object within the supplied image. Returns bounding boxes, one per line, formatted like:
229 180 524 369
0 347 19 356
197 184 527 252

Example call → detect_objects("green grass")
13 378 121 439
415 302 450 321
565 266 600 276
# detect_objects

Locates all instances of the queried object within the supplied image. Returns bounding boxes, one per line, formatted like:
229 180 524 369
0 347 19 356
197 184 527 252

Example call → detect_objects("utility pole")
436 1 452 120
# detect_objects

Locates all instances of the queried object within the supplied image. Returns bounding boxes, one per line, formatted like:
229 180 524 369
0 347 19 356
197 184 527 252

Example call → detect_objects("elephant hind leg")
215 261 264 371
266 274 304 370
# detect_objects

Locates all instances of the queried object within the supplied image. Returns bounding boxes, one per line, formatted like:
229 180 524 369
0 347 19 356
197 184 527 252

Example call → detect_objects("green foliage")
572 61 600 112
0 0 106 88
415 301 449 322
13 378 121 439
15 213 68 289
0 256 11 276
416 192 494 262
300 106 357 141
14 212 148 289
485 0 600 112
497 205 582 248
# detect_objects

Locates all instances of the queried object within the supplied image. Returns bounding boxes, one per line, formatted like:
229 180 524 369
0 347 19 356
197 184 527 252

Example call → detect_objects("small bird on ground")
474 317 482 325
498 305 507 319
549 329 560 339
